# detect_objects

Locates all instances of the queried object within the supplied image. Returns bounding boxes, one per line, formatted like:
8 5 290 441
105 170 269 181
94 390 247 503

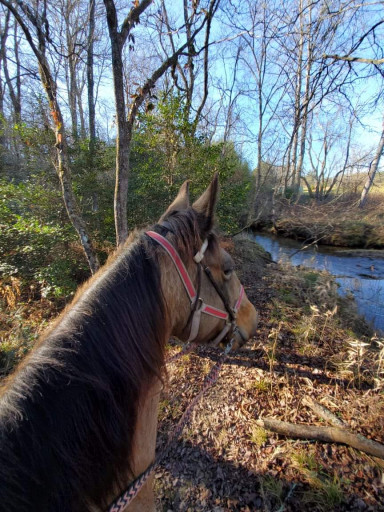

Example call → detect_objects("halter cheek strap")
193 238 208 263
146 231 244 344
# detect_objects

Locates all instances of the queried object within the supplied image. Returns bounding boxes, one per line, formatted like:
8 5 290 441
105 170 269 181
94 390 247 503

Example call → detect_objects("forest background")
0 0 383 351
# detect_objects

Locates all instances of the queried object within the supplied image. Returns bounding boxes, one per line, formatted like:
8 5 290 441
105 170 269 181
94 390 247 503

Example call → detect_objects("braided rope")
165 341 198 364
107 342 232 512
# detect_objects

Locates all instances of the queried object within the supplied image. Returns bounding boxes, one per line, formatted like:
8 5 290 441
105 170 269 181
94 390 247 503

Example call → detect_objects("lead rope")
165 341 199 364
106 340 234 512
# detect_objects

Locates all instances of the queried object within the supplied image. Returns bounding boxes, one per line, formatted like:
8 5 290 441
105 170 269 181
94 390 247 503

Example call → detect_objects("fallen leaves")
154 242 384 511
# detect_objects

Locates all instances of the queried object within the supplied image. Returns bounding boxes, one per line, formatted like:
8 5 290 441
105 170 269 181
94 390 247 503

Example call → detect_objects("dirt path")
154 239 384 512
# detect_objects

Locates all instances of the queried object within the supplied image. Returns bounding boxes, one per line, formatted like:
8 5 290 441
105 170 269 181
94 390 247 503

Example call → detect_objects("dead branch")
323 54 384 65
302 396 384 468
256 417 384 459
302 396 348 428
289 236 327 259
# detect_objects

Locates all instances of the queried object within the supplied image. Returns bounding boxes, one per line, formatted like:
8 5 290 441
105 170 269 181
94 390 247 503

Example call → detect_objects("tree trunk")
77 84 87 139
87 0 98 214
2 12 21 121
0 10 9 156
66 20 79 140
359 120 384 208
104 0 144 246
40 59 100 273
87 0 96 145
295 2 314 199
104 0 211 246
109 28 130 246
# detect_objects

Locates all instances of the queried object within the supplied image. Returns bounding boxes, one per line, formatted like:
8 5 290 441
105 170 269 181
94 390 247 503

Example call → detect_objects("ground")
154 238 384 512
1 237 383 511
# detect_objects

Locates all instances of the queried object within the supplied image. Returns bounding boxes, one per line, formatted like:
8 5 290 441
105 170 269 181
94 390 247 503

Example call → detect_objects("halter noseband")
146 230 244 346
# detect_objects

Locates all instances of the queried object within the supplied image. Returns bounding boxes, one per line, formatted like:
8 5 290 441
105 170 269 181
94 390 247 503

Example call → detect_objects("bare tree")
322 10 384 206
104 0 219 245
1 0 100 273
158 0 219 134
359 118 384 207
1 10 21 121
234 0 287 220
303 113 353 200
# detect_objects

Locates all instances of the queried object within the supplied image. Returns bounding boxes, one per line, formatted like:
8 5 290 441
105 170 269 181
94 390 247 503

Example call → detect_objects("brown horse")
0 175 258 512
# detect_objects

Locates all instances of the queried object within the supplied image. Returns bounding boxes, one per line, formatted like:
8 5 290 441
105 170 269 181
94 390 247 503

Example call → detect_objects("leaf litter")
154 239 384 512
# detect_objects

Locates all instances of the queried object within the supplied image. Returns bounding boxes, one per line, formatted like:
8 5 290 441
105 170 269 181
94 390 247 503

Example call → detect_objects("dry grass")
0 277 59 376
273 190 384 248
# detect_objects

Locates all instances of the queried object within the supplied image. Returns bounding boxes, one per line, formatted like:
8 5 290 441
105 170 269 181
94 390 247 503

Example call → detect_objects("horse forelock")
0 234 168 511
160 207 221 264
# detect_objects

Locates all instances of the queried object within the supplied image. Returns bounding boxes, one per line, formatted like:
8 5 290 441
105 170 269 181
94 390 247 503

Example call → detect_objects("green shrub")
0 179 85 299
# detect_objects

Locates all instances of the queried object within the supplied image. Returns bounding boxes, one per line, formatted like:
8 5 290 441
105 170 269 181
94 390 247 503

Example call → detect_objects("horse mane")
0 207 220 511
0 232 168 511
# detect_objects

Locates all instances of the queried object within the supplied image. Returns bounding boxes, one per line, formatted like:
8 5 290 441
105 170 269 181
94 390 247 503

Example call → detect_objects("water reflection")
250 233 384 333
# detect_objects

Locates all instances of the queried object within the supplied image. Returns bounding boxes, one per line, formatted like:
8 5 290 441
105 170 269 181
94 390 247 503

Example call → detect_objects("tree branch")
127 14 209 126
256 417 384 459
302 396 348 428
120 0 152 46
323 54 384 65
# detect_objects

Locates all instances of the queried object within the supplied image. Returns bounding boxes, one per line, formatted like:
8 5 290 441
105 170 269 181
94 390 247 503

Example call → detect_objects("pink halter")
146 231 244 344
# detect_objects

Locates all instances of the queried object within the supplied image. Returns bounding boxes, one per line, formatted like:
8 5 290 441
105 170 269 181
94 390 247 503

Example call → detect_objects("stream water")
249 233 384 334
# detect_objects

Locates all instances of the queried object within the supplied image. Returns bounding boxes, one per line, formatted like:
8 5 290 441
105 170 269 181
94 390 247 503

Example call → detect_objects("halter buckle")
192 297 204 310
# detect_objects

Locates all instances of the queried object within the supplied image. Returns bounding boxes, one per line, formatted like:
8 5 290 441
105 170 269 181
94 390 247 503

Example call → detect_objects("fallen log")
302 396 384 468
255 417 384 460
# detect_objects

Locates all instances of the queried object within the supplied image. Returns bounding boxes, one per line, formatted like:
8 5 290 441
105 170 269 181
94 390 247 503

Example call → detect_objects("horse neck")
0 236 170 511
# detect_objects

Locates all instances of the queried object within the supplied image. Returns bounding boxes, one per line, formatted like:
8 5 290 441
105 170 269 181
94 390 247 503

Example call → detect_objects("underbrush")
0 275 61 376
269 191 384 248
0 240 92 376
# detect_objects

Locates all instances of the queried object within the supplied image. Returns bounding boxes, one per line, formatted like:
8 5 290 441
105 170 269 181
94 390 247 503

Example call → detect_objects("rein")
106 232 245 512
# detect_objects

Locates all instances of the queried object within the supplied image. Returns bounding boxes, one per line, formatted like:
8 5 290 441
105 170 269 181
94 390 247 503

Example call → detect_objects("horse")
0 174 258 512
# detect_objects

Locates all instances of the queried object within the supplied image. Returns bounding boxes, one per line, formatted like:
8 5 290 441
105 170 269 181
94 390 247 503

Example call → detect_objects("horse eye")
223 267 233 280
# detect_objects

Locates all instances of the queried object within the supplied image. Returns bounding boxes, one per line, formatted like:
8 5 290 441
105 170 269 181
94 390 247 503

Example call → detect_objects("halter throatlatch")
146 231 244 346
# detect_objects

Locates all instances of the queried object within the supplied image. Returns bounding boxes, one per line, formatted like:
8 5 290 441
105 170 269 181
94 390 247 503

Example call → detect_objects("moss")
303 271 319 285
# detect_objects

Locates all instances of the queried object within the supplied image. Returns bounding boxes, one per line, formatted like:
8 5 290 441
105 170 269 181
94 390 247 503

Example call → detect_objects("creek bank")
251 220 384 250
248 232 384 334
250 197 384 249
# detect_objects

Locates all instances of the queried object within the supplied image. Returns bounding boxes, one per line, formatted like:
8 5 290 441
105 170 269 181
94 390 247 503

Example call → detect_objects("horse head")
150 173 259 351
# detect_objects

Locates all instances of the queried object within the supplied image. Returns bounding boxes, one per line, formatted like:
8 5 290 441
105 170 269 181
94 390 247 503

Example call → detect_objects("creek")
249 232 384 334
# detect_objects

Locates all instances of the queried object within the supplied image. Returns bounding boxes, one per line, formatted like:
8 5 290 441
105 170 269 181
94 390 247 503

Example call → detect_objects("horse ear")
192 172 219 234
160 180 190 219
